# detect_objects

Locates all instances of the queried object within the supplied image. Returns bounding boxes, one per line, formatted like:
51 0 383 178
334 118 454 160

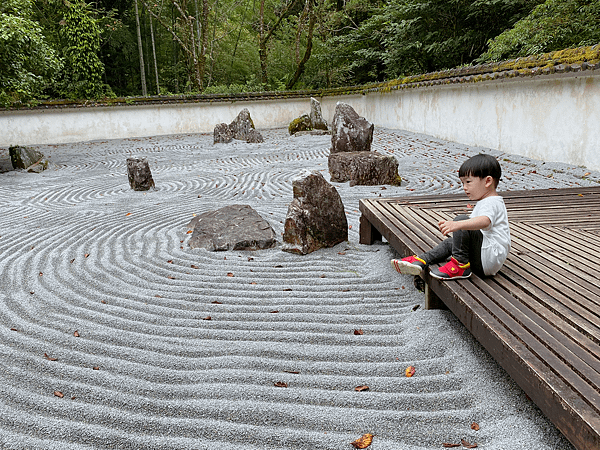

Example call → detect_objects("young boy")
391 154 510 280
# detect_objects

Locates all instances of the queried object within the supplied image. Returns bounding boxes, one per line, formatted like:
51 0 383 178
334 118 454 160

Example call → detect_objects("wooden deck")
359 186 600 450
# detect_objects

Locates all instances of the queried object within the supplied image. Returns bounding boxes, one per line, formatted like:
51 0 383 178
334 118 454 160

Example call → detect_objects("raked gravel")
1 127 597 449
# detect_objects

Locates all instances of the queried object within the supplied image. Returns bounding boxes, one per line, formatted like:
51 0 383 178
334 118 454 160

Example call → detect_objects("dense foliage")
0 0 597 106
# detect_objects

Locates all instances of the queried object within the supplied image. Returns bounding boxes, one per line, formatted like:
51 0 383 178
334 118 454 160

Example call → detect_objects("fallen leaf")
320 274 326 278
248 257 254 261
54 391 64 398
167 260 173 264
186 230 192 234
412 304 420 311
10 328 18 332
354 385 369 392
461 439 477 448
191 265 199 269
93 366 99 370
250 282 257 285
578 194 584 197
84 253 89 258
270 310 279 313
284 370 299 374
30 291 34 295
338 251 346 255
211 301 222 304
349 225 352 229
39 272 43 276
44 353 58 361
442 444 460 448
283 288 292 291
73 330 80 337
405 366 416 377
167 276 175 280
227 272 234 277
584 172 591 176
471 422 480 431
274 381 288 388
101 300 107 304
203 316 212 320
351 433 374 449
70 258 75 264
354 329 364 335
125 213 132 216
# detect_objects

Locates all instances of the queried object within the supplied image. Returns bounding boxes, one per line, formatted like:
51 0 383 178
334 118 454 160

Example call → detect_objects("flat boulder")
288 114 312 135
214 123 234 144
283 171 348 255
127 157 155 191
330 102 374 153
329 151 401 186
9 145 53 172
187 204 276 251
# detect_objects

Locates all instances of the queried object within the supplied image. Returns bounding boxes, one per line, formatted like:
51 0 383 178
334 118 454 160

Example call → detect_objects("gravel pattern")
1 128 597 449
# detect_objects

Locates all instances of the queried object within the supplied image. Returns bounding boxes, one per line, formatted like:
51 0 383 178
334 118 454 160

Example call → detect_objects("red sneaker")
391 255 426 275
430 257 471 280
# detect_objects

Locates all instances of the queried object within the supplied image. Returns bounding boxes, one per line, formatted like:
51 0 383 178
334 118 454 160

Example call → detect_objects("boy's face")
460 175 495 201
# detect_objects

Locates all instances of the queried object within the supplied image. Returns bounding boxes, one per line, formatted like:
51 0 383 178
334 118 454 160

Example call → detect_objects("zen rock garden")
128 102 401 255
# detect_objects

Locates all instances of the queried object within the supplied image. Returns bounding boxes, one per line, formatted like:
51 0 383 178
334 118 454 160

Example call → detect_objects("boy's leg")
430 215 484 279
391 239 452 275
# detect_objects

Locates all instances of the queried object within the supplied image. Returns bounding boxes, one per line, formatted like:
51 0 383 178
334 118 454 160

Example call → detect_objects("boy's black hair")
458 154 501 187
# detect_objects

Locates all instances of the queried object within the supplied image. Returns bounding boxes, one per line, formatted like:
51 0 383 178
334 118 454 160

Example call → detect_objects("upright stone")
329 151 402 186
330 102 374 153
283 171 348 255
187 204 276 251
309 97 328 130
214 123 234 143
229 108 256 141
127 157 155 191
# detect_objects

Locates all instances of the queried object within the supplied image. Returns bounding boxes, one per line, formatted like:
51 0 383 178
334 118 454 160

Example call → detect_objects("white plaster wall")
1 71 599 170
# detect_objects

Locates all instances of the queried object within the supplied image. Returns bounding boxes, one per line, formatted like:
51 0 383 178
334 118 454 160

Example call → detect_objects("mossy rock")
288 114 312 135
9 146 43 170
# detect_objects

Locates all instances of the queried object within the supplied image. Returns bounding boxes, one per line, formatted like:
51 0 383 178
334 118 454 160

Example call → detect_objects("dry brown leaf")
203 316 212 321
227 272 234 277
578 193 584 197
167 260 173 264
274 381 288 388
405 366 416 377
349 225 352 229
270 310 279 313
283 288 292 291
167 276 175 280
284 370 299 374
93 366 99 370
191 265 199 269
461 439 477 448
250 282 257 285
350 433 374 449
248 257 254 261
73 330 80 337
10 328 18 332
84 253 89 258
354 385 369 392
70 258 75 263
211 301 222 304
338 251 346 255
54 391 64 398
44 353 58 361
39 272 43 276
186 230 192 234
125 213 132 216
101 300 107 304
471 422 480 431
354 329 364 335
584 172 591 176
442 444 460 448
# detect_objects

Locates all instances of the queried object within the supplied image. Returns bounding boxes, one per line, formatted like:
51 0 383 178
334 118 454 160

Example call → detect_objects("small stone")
127 157 155 191
214 123 234 144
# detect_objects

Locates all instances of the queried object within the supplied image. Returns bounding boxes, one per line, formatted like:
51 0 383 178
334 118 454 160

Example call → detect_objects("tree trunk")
149 15 160 94
134 0 147 96
259 0 268 85
286 0 315 89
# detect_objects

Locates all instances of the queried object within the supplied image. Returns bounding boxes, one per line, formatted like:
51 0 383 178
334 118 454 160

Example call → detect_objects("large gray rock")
127 157 155 191
283 171 348 255
9 146 44 170
214 123 234 144
330 102 374 153
309 97 328 130
187 204 276 251
229 108 256 141
329 151 401 186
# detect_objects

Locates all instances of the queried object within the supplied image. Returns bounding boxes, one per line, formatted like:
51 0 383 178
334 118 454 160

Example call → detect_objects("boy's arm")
438 215 491 236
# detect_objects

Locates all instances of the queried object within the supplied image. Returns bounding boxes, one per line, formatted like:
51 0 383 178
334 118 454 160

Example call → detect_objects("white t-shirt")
470 196 511 276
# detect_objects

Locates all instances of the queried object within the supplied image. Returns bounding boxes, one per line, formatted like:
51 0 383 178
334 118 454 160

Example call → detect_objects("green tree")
58 0 109 99
0 0 62 106
480 0 600 61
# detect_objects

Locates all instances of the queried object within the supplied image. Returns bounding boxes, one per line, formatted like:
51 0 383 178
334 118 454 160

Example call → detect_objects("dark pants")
418 215 485 276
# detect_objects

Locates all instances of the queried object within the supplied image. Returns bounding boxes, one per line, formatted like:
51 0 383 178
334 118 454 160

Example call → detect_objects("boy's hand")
438 220 459 236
